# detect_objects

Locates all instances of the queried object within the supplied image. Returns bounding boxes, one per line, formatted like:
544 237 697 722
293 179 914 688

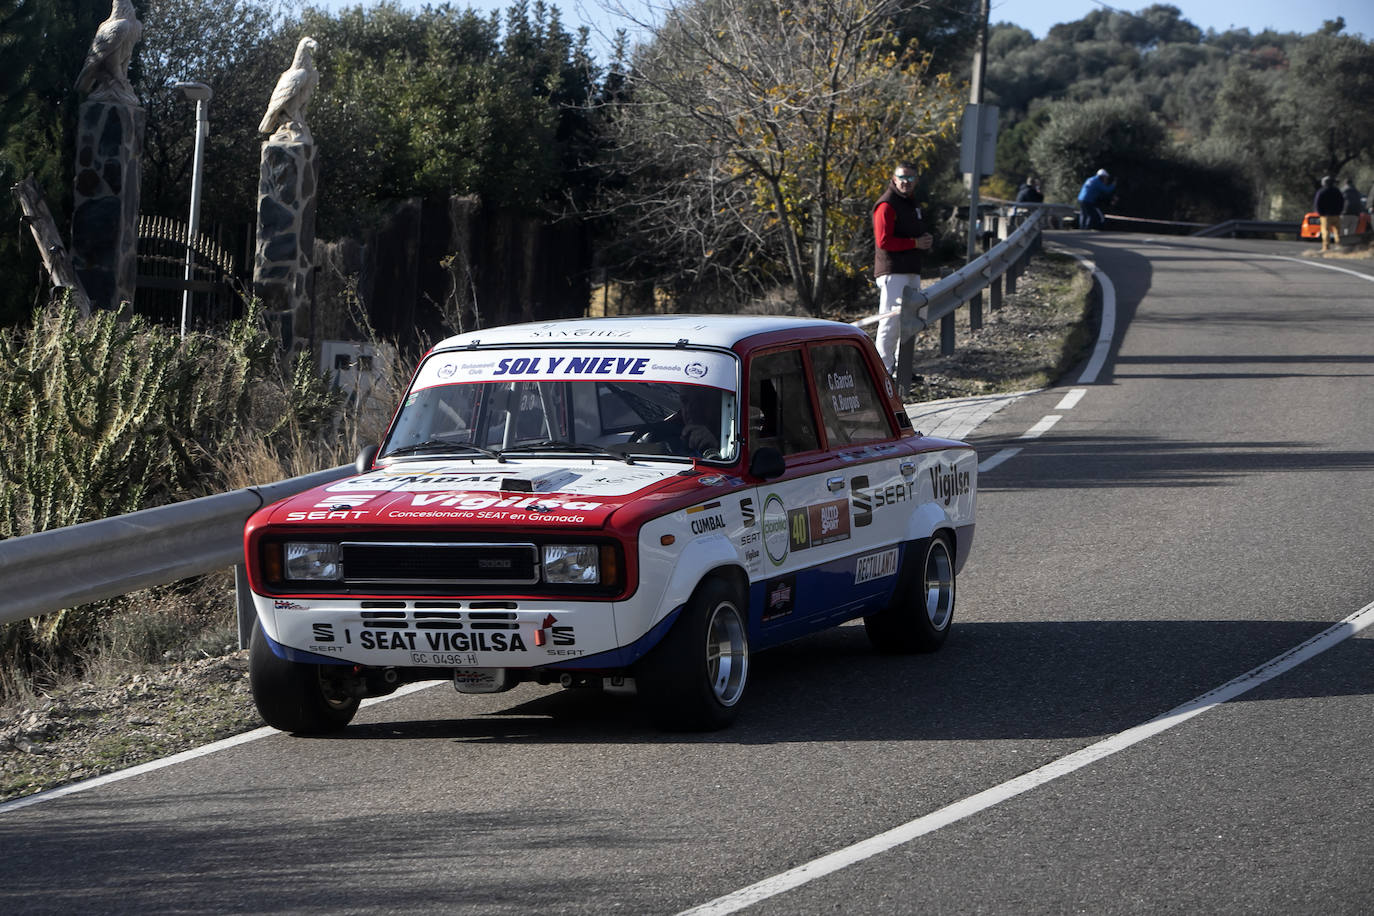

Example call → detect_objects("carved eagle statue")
258 37 320 141
75 0 143 106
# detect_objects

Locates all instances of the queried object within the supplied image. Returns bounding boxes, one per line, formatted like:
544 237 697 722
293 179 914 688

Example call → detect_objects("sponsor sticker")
762 494 790 566
763 574 797 621
854 547 899 584
411 348 737 390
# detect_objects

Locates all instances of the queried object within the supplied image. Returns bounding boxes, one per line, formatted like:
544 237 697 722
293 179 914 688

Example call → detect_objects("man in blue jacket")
1077 169 1116 230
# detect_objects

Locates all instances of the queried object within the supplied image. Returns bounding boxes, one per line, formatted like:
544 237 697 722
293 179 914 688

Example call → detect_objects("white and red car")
243 315 977 733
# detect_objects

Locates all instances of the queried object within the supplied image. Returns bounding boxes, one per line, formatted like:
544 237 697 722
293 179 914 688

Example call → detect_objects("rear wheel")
249 621 360 734
637 576 749 731
864 534 955 654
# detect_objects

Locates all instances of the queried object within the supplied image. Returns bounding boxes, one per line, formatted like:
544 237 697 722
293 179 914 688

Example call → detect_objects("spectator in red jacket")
872 162 933 376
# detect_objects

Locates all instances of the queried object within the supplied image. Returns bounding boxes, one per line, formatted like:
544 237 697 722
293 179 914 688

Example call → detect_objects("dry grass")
905 251 1096 400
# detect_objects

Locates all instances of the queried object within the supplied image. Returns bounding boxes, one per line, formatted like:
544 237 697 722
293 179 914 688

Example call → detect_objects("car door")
742 342 905 647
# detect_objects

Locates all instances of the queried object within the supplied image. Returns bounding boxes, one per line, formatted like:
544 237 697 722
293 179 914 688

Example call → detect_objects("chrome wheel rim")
705 602 749 706
923 539 955 631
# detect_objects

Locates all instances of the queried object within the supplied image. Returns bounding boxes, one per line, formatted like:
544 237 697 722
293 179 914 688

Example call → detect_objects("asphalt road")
2 234 1372 914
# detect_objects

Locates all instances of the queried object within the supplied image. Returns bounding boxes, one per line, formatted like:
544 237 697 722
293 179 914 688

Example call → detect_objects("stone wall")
71 100 144 310
253 138 318 349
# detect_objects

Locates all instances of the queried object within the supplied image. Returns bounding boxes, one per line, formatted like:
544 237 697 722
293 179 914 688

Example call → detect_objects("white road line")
679 600 1374 916
976 250 1115 478
1135 241 1374 285
1020 415 1062 439
1054 388 1087 410
0 681 436 815
1258 255 1374 283
977 448 1022 473
1067 252 1116 386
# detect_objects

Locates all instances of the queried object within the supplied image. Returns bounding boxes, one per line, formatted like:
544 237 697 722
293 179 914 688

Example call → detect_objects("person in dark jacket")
1340 178 1364 239
872 162 933 375
1313 176 1344 251
1012 177 1043 227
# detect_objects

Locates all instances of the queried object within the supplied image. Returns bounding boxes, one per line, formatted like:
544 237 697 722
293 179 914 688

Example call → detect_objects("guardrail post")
235 565 255 649
969 288 982 331
1006 255 1019 295
940 311 955 356
895 280 923 397
989 272 1002 312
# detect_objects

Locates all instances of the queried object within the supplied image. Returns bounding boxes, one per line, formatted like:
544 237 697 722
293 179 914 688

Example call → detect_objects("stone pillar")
72 100 144 311
253 138 317 351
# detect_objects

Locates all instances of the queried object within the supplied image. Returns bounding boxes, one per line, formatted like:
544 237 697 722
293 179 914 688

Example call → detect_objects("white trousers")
875 272 921 375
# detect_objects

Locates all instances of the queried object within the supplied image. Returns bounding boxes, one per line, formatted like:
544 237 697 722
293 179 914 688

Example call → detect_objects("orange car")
1301 211 1370 239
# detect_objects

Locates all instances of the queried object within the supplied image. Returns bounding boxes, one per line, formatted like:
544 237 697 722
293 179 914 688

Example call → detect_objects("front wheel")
864 534 955 654
249 620 361 735
636 577 749 731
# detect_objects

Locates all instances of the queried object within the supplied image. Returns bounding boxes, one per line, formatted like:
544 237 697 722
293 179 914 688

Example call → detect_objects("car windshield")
381 347 740 463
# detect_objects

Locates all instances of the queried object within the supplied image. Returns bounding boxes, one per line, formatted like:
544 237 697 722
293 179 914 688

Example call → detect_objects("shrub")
0 299 346 692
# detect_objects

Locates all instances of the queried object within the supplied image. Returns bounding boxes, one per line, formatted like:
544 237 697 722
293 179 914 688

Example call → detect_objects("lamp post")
172 81 212 337
965 0 990 265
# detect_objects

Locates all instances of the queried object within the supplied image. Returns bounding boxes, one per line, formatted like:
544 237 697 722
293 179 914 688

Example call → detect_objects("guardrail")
1192 219 1299 239
852 203 1073 397
0 465 353 629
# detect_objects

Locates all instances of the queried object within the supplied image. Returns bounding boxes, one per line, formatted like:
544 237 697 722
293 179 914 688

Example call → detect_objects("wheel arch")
657 534 748 624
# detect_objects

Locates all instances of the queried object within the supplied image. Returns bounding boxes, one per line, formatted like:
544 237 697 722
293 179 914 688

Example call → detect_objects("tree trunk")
769 180 814 313
10 175 92 317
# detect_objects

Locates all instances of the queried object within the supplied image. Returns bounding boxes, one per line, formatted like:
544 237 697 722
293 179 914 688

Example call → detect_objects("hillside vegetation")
4 2 1371 325
984 8 1374 223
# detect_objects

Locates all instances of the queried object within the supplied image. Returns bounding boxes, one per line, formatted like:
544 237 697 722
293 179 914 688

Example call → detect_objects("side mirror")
355 444 379 475
748 446 785 480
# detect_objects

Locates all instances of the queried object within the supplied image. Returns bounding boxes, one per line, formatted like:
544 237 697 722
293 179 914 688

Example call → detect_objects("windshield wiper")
385 439 505 462
499 440 634 464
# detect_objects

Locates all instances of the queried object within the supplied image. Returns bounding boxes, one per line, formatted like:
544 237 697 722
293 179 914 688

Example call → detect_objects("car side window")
810 343 893 447
748 349 819 456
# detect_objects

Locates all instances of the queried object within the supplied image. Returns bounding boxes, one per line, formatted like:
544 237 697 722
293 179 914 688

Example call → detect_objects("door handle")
827 477 845 492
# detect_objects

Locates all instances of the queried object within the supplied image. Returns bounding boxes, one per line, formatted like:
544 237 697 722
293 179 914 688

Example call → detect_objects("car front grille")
340 542 540 586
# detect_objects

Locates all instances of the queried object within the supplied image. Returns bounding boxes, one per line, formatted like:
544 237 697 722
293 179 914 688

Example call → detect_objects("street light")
965 0 991 266
172 81 212 338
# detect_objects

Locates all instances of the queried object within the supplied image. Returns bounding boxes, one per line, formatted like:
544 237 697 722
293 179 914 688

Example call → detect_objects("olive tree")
1280 24 1374 184
1028 95 1165 206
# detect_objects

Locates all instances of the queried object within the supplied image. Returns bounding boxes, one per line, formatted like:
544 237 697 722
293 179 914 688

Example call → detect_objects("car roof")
431 315 861 353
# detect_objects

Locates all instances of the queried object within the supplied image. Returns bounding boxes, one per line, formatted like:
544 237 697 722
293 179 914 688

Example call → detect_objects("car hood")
259 458 696 530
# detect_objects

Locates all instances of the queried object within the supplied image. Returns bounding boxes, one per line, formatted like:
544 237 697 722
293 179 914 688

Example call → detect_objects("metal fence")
135 216 250 329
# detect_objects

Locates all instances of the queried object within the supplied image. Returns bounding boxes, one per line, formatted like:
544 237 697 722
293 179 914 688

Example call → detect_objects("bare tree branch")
595 0 961 312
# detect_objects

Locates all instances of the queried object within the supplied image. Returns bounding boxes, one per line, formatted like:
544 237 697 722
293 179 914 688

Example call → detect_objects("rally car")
243 315 977 733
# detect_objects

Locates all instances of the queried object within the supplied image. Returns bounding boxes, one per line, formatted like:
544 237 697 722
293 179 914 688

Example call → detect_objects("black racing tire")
636 576 749 731
863 533 955 654
249 620 360 735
